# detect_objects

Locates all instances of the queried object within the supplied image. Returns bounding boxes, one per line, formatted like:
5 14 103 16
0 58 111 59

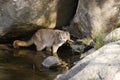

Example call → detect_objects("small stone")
13 0 17 2
42 56 59 68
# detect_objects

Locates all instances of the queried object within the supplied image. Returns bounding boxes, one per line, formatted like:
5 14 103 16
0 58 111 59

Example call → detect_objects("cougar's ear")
65 31 70 36
58 32 63 41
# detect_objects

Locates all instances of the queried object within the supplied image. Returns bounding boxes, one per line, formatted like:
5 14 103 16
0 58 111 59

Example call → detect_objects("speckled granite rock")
0 0 78 42
55 40 120 80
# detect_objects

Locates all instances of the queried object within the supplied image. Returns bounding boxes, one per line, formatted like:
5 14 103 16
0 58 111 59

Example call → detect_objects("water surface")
0 45 80 80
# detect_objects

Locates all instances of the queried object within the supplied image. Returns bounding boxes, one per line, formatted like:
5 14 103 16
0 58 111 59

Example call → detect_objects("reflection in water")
0 45 80 80
0 64 57 80
0 67 60 80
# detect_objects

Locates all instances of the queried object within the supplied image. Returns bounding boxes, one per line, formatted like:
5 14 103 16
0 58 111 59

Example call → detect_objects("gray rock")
70 44 85 53
104 28 120 43
42 56 59 68
0 0 78 40
70 0 120 40
55 40 120 80
81 48 96 58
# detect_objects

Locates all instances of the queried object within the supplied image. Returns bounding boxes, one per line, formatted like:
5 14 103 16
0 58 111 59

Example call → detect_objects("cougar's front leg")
52 44 68 71
52 42 64 55
52 44 60 59
52 43 64 65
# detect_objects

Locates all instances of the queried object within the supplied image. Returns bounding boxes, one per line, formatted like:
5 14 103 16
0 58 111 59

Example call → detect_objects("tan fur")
13 29 72 54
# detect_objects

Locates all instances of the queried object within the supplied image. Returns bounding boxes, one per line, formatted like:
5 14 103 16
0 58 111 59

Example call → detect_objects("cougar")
13 29 73 58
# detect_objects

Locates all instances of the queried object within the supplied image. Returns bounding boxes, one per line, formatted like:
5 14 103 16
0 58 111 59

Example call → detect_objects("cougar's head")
65 32 74 44
59 31 74 44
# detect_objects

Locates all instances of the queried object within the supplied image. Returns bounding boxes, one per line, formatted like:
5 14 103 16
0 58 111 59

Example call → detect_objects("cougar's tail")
26 38 34 46
13 38 34 48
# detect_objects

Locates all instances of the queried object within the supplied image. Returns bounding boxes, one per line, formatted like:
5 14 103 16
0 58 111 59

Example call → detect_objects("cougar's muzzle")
67 39 74 44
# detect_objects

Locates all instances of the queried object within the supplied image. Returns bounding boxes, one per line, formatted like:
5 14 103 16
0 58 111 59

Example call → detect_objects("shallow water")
0 45 80 80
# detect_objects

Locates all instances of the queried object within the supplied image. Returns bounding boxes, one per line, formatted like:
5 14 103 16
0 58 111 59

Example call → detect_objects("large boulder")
55 40 120 80
0 0 78 42
70 0 120 40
